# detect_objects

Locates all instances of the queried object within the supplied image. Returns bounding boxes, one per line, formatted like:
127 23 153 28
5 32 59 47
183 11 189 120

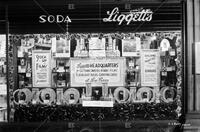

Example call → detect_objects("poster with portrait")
32 50 51 87
140 49 160 87
52 37 70 58
122 37 141 56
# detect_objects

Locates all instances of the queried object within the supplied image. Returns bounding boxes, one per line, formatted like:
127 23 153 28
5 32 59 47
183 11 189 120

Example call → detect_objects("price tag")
162 71 167 76
18 66 26 73
170 49 176 56
26 73 31 77
129 62 135 67
69 99 75 104
166 67 173 72
44 100 49 104
19 100 25 104
32 100 37 104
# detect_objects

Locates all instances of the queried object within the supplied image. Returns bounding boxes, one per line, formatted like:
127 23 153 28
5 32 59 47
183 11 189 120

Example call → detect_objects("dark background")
0 0 182 34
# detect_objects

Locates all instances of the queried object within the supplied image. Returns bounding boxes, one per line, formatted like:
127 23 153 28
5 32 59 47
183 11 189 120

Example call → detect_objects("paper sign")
32 50 51 87
70 58 126 87
141 49 160 86
82 100 113 107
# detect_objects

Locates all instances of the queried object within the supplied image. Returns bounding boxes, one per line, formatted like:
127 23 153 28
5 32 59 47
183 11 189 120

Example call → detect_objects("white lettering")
39 15 46 23
39 15 72 23
64 16 72 23
103 7 153 25
57 15 64 23
48 15 55 23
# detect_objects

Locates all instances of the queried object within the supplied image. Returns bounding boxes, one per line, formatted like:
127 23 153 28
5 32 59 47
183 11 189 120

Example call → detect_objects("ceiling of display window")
0 0 182 34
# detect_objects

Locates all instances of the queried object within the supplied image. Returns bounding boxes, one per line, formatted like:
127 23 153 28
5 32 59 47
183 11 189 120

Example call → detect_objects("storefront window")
9 31 182 122
0 35 7 122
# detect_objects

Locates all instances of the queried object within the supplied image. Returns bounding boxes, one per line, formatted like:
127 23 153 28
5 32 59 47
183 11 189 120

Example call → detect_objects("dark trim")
181 0 186 124
5 5 10 122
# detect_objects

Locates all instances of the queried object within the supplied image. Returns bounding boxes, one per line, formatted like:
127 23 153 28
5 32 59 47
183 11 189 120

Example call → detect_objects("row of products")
13 86 176 105
17 33 178 58
17 49 177 89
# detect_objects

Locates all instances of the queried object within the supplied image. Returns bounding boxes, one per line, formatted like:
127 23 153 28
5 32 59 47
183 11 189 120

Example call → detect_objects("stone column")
184 0 200 131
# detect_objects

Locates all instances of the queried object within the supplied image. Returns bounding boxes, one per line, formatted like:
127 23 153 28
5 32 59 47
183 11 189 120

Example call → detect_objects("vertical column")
187 0 195 112
194 0 200 111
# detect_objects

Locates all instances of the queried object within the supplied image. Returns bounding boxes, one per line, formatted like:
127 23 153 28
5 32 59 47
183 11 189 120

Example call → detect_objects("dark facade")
1 0 200 131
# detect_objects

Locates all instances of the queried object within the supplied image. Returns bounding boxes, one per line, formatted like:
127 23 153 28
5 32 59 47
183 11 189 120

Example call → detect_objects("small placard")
162 71 168 76
169 49 176 56
166 67 173 72
82 100 113 107
0 85 7 95
26 73 31 78
32 100 37 104
44 100 50 104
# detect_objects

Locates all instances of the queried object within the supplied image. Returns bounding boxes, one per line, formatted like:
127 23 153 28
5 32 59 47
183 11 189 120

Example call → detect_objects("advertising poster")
32 50 51 87
52 37 70 58
122 37 141 56
140 49 160 86
70 58 126 87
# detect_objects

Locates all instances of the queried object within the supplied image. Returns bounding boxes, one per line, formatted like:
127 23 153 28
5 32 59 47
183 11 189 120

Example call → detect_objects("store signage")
39 15 71 23
103 7 153 25
32 50 51 87
141 49 160 87
70 58 126 87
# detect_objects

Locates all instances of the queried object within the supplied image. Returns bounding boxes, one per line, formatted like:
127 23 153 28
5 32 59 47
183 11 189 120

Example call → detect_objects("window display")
8 32 182 122
0 35 7 122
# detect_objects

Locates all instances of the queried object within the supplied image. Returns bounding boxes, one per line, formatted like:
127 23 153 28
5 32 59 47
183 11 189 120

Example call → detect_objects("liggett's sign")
103 7 153 25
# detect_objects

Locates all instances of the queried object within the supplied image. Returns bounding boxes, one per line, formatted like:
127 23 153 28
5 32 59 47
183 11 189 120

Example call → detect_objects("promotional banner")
70 58 126 87
140 49 160 87
32 50 51 87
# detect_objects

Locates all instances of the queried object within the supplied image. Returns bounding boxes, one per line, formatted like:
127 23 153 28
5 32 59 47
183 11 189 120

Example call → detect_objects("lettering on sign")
103 7 153 25
39 15 72 23
70 58 126 87
141 50 160 87
32 50 51 87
